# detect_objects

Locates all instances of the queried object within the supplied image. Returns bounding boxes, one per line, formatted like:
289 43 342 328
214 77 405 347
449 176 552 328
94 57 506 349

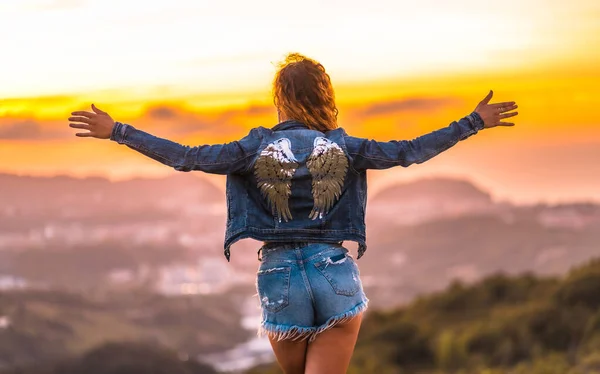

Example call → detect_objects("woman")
68 53 518 374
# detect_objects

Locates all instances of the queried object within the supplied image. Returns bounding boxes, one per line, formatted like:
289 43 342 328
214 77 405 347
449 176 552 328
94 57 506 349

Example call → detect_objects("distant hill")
0 342 218 374
359 212 600 308
0 173 224 225
0 173 231 288
357 177 600 308
0 173 228 245
0 288 250 370
371 177 493 203
367 177 501 226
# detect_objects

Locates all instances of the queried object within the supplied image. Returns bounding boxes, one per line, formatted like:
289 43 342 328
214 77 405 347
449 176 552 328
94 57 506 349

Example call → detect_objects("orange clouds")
0 102 275 143
354 97 465 117
0 120 45 140
131 103 278 142
0 118 73 140
0 96 472 143
0 59 598 205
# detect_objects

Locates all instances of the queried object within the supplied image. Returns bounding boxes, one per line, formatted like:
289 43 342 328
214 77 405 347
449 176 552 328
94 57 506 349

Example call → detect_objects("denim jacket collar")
272 120 309 132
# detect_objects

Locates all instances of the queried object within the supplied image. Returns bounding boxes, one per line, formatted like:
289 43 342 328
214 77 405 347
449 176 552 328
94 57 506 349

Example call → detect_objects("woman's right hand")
474 90 519 129
68 104 116 139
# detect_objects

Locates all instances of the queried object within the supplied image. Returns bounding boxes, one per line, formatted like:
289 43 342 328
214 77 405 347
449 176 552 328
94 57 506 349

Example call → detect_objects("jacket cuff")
110 121 128 143
466 111 485 131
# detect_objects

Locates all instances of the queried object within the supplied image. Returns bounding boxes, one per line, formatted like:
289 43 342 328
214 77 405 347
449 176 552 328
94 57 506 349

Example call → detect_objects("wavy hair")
273 53 338 132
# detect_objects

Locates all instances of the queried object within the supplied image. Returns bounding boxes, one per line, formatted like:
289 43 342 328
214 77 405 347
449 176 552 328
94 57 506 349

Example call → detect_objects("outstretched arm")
345 90 518 170
68 104 262 175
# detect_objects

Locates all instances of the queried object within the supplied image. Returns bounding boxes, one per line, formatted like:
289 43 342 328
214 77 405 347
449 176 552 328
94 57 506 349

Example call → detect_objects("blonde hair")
273 53 338 131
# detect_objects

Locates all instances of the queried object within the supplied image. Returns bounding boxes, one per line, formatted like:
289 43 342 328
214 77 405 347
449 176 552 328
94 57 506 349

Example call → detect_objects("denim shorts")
254 242 369 342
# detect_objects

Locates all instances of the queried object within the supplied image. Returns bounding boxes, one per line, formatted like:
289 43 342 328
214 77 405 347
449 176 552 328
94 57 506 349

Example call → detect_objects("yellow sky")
1 0 598 97
0 0 599 204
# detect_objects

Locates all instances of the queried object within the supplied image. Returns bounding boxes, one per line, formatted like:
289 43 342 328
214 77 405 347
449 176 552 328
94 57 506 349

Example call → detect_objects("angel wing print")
254 138 299 223
306 137 348 220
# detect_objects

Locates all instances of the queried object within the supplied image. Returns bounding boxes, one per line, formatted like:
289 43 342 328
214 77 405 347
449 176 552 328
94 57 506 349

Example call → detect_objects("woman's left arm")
69 104 262 175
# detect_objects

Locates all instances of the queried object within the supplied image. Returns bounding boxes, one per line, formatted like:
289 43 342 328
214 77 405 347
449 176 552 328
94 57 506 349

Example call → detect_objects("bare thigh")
304 312 364 374
268 336 308 374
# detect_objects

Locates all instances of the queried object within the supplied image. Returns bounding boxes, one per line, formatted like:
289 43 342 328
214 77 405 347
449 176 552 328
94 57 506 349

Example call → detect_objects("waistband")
223 229 367 262
258 241 343 261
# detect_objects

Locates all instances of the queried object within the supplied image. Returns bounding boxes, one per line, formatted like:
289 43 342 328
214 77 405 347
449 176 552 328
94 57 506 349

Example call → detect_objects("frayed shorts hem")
257 298 369 343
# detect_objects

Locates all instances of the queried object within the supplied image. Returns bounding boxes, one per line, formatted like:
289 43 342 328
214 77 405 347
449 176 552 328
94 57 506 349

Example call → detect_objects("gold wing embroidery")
253 138 298 223
307 137 349 220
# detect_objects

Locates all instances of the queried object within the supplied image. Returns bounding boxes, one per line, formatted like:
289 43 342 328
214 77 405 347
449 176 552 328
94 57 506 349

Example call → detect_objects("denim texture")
255 242 369 342
110 112 485 261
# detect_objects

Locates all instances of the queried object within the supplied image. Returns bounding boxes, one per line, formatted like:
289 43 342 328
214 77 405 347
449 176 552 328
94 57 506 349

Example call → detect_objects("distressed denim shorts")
254 242 369 342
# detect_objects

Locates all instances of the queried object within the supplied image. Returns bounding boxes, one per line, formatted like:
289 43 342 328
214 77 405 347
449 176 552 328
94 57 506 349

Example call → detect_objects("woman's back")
224 120 366 261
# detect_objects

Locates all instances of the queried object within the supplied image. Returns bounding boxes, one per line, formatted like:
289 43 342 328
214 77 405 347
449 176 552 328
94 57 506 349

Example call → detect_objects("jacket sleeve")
344 112 485 171
109 122 263 175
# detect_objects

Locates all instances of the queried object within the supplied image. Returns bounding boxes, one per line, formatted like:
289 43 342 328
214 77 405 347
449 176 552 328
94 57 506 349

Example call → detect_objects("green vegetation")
248 258 600 373
0 288 251 369
3 258 600 373
1 342 218 374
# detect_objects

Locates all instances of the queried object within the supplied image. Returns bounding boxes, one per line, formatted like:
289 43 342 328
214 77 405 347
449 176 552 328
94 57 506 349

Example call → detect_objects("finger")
480 90 493 105
75 132 95 137
68 116 93 124
91 103 107 115
71 111 96 118
497 122 515 126
490 102 516 108
499 112 518 119
497 104 518 113
69 123 92 130
496 106 518 116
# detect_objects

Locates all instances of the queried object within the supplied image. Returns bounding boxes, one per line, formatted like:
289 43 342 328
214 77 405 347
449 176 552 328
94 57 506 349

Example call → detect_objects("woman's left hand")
474 90 519 129
69 104 115 139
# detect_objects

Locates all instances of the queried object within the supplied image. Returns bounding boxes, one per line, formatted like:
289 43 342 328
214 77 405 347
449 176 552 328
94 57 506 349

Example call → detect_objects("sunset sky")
0 0 599 204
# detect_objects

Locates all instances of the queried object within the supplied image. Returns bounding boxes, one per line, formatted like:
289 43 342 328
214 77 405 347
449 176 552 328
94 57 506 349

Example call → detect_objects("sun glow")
1 0 598 99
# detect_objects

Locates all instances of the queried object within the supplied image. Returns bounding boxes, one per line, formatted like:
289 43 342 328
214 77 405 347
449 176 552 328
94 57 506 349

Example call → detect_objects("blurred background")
0 0 599 373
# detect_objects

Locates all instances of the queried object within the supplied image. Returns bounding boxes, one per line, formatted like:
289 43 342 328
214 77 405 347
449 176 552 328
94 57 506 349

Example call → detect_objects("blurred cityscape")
1 172 599 373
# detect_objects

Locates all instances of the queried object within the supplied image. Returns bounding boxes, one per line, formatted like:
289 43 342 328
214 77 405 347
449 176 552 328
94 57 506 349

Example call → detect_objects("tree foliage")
348 258 600 373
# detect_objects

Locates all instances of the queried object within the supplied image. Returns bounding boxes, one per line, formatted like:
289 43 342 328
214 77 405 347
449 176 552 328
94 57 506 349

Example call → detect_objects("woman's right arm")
68 104 262 175
344 91 518 171
109 122 262 174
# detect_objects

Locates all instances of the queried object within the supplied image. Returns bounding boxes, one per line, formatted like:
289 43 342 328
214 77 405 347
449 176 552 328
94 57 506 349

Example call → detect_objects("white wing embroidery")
253 138 298 222
306 137 348 220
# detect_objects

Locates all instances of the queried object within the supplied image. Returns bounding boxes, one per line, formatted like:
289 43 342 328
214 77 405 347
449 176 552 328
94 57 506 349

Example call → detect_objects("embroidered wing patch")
254 138 298 222
306 137 349 220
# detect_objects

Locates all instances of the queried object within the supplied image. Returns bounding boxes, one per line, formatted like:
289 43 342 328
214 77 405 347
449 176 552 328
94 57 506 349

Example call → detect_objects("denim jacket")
110 112 485 261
